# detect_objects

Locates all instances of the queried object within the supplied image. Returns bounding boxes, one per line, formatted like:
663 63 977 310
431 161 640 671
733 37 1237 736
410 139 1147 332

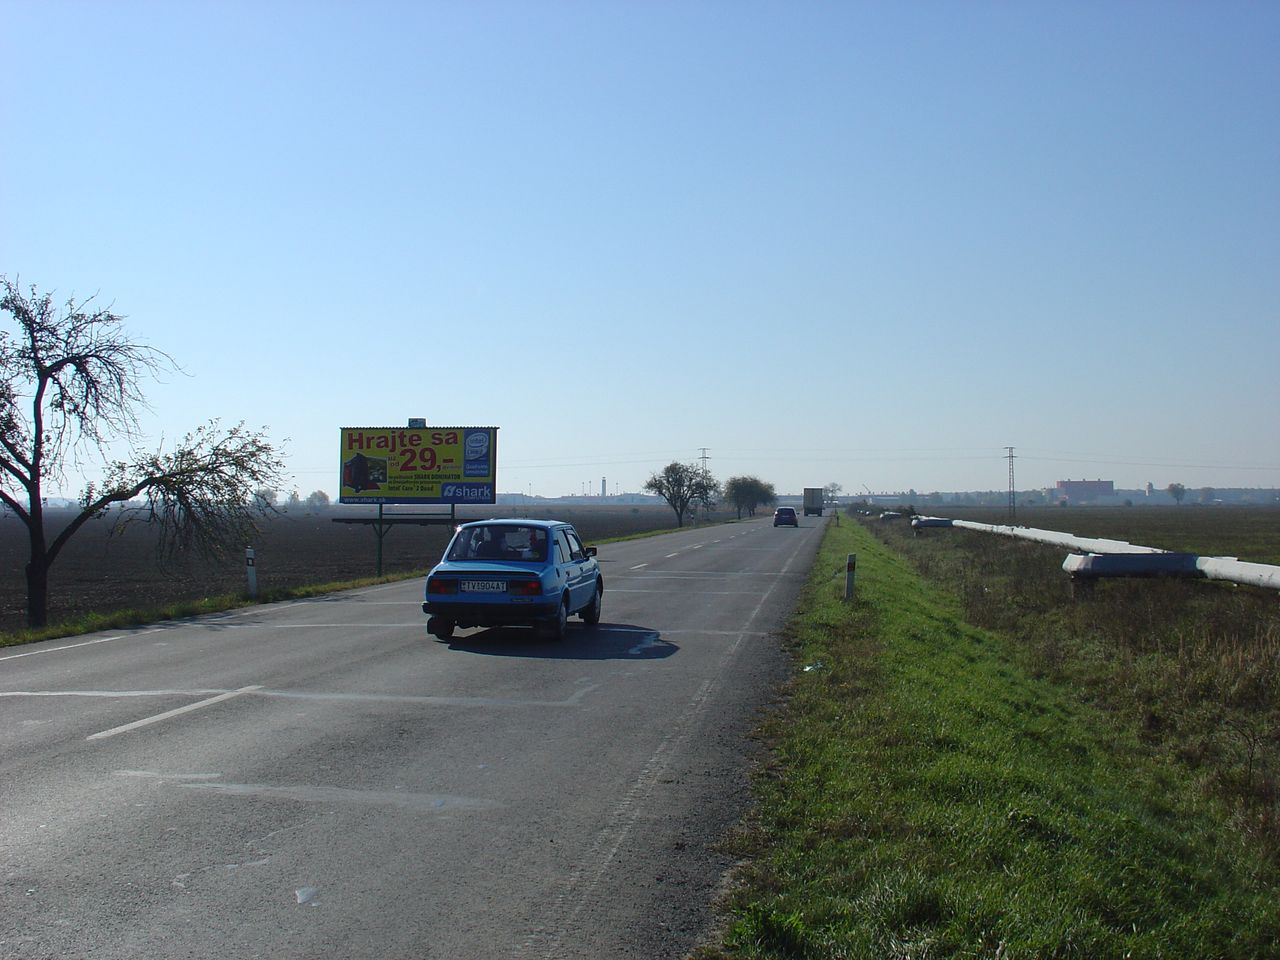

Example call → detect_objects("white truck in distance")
803 488 824 517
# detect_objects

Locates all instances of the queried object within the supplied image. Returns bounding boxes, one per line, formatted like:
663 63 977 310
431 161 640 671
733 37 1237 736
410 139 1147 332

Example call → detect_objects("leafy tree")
1166 482 1187 505
723 476 747 519
1199 487 1216 505
644 461 719 527
692 470 720 519
1 278 286 628
724 475 777 519
305 489 331 511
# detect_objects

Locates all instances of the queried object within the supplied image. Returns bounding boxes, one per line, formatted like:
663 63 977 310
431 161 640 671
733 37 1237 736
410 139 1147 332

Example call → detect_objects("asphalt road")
1 515 827 959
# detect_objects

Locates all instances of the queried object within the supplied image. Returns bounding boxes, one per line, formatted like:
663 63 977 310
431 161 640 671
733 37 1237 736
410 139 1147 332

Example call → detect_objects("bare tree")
1 278 286 628
644 461 719 527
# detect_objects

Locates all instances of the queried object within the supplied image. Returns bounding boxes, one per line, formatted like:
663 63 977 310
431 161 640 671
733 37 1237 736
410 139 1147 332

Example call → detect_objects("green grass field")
704 518 1279 959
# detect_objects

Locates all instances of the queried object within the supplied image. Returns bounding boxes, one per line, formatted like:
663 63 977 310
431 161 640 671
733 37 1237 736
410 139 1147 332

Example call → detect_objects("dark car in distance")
773 507 798 527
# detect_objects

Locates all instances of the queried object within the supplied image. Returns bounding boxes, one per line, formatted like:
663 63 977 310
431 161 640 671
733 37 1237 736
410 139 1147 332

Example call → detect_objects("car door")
560 527 593 610
551 529 576 607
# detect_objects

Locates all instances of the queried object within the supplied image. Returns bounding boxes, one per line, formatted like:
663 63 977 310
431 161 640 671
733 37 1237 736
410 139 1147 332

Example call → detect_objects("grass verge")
705 520 1279 958
880 514 1280 854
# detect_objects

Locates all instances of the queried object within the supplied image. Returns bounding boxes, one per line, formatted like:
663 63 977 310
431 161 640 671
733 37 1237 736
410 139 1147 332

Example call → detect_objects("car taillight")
508 579 541 597
427 578 459 595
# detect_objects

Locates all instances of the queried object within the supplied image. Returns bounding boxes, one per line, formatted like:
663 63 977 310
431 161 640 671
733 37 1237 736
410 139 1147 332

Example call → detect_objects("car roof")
455 518 570 531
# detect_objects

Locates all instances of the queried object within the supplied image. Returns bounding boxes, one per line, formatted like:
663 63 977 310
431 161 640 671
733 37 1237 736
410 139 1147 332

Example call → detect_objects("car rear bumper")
422 599 560 627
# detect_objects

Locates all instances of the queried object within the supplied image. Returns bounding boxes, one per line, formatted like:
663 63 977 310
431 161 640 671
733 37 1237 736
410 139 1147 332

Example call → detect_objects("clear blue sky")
4 0 1277 499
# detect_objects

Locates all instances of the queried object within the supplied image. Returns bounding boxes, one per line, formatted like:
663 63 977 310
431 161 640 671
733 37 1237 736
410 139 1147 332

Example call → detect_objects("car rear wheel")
428 617 455 641
542 597 569 640
580 582 602 624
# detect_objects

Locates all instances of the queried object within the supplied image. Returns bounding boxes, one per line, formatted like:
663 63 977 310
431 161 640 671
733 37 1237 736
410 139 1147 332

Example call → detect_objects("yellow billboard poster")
339 427 498 505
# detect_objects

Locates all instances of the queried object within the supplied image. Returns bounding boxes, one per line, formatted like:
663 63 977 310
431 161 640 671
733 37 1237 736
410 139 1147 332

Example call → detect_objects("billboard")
339 427 498 505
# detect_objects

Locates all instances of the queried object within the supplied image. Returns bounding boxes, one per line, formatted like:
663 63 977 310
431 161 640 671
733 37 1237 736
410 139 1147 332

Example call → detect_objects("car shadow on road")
437 622 677 660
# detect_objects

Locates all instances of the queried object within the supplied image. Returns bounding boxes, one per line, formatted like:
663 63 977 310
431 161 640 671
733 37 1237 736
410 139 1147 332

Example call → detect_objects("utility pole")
1005 447 1016 523
694 448 712 524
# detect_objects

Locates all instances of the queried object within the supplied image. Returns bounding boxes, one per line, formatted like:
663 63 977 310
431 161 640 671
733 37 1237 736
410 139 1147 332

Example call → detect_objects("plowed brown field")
0 504 688 634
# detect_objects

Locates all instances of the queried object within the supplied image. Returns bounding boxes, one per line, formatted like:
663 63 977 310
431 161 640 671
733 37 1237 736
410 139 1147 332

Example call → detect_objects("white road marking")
0 629 162 662
187 622 424 629
613 571 795 580
86 686 263 740
649 629 770 637
589 626 769 638
116 770 222 780
180 781 502 812
5 689 232 699
117 770 502 813
333 600 426 605
526 675 719 958
8 685 599 711
607 588 763 596
524 525 818 957
629 563 648 570
248 687 599 708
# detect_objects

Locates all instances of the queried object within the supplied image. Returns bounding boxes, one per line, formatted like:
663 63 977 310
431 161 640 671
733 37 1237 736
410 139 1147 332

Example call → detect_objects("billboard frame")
338 426 498 506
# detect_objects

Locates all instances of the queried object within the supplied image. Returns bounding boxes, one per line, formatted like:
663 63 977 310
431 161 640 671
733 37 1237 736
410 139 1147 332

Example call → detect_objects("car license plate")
461 580 505 593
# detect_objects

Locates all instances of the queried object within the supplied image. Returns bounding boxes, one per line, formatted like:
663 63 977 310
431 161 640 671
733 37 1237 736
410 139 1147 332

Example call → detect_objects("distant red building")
1055 479 1114 501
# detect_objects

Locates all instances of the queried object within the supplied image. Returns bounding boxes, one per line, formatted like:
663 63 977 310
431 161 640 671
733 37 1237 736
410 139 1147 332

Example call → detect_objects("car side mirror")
585 546 597 557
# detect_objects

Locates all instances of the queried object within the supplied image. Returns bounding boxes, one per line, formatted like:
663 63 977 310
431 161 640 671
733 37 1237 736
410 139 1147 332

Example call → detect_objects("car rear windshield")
447 525 548 562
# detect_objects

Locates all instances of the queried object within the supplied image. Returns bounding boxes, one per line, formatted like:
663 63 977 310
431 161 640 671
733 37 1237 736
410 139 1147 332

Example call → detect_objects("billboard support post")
376 503 384 577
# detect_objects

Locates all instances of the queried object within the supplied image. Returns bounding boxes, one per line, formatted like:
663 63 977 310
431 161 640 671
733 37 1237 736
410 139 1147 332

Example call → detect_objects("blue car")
422 519 603 640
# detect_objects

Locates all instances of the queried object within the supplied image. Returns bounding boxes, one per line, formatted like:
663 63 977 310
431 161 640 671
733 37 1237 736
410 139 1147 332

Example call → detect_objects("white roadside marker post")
844 553 857 601
246 546 258 599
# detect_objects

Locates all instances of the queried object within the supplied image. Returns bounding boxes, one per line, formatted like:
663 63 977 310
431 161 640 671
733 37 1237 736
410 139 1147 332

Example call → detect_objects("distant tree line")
643 462 782 526
253 488 332 511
